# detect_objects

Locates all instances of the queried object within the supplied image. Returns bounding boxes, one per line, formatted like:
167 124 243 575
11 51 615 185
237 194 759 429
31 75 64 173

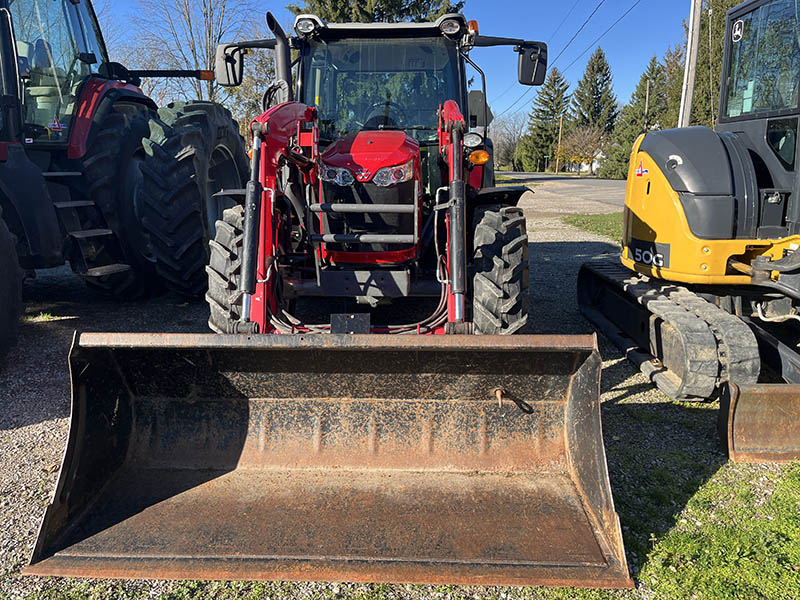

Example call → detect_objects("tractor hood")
320 131 419 182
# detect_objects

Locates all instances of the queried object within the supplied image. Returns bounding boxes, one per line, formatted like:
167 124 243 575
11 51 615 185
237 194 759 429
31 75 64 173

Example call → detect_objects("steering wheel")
362 100 407 129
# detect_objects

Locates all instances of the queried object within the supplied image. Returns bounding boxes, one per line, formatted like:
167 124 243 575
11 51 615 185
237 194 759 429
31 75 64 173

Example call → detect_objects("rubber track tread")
580 259 761 399
580 259 718 399
661 286 760 386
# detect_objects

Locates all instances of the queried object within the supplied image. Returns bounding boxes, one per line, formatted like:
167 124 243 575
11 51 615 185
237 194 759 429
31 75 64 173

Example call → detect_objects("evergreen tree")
516 67 571 172
599 57 668 179
662 44 684 129
572 47 618 133
690 0 740 127
287 0 464 23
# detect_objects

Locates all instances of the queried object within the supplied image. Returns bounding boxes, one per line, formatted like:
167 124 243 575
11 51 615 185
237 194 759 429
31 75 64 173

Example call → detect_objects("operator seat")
25 39 67 124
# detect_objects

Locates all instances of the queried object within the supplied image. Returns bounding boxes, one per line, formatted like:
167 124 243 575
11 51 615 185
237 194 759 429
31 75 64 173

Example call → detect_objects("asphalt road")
501 172 626 208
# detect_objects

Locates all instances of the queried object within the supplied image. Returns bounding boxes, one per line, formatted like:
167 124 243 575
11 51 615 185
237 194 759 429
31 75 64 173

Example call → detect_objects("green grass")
24 312 56 323
640 463 800 600
563 212 623 243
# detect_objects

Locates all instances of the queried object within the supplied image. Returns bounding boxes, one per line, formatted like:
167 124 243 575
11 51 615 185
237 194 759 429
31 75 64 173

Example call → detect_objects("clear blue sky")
108 0 690 118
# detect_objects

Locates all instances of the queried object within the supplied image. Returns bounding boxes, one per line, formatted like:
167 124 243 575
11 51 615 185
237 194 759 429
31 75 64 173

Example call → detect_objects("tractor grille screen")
321 180 415 253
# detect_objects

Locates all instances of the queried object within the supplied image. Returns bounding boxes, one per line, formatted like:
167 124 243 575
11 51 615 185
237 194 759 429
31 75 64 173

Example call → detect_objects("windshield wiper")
377 125 437 131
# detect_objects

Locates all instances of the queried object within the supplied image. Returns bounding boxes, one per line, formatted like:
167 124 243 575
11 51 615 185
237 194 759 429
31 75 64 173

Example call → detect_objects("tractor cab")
3 0 109 145
298 22 463 145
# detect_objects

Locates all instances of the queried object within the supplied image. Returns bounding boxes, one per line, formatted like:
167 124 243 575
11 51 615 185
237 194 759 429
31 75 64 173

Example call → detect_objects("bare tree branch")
120 0 258 102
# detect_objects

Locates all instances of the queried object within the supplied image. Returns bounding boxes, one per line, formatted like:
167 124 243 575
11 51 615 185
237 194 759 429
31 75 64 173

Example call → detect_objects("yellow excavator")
579 0 800 463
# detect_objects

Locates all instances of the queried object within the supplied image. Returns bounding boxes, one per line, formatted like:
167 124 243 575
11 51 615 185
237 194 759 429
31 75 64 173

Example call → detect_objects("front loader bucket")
26 333 631 588
720 383 800 463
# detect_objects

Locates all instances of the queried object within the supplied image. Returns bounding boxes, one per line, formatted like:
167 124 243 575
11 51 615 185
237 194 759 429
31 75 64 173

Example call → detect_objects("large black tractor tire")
206 204 244 333
471 204 529 334
139 102 247 296
0 208 22 357
73 102 158 296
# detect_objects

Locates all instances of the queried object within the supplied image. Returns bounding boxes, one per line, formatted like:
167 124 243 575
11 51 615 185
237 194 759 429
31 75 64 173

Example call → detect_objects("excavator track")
578 258 760 400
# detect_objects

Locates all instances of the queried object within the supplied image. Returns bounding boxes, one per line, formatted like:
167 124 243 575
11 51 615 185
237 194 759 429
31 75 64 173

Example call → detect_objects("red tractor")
23 12 631 589
0 0 247 308
209 13 546 334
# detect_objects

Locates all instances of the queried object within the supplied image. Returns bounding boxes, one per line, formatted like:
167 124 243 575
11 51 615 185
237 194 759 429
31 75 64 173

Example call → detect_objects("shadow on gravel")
591 318 729 583
526 240 619 335
0 267 209 431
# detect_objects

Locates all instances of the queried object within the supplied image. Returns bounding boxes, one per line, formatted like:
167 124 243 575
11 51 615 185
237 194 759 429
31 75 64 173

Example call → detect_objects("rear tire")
75 102 157 296
471 205 529 334
0 208 22 357
206 204 244 333
155 101 248 240
139 102 247 297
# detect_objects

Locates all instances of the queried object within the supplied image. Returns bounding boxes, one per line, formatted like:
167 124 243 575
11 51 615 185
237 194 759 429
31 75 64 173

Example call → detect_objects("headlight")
463 132 483 148
295 18 317 35
440 19 462 36
372 159 414 187
321 164 355 186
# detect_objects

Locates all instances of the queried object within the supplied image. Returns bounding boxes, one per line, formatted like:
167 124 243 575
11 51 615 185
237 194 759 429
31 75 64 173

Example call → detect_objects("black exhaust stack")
266 12 293 102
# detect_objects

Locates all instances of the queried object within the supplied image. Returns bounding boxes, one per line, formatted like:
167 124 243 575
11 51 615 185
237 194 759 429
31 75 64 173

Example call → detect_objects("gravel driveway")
0 184 675 599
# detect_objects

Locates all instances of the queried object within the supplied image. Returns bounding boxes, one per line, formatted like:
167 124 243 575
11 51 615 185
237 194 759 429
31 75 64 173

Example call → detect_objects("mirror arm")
472 35 542 48
461 52 489 140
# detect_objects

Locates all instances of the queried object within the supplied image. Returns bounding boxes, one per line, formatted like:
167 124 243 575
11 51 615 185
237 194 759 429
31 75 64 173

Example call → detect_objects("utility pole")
644 78 651 131
679 0 703 127
554 114 564 173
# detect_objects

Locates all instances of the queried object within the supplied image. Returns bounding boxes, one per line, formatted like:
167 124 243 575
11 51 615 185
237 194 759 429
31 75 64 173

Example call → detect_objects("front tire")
206 204 244 333
471 205 529 334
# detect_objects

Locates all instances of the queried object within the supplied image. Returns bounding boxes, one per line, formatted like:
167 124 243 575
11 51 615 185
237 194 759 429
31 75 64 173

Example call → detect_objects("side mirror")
468 90 494 128
216 43 244 87
97 62 140 86
518 42 547 86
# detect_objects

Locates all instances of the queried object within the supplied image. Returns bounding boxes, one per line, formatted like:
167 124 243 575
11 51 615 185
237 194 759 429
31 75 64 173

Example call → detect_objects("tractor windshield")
301 36 461 143
8 0 109 143
725 0 800 119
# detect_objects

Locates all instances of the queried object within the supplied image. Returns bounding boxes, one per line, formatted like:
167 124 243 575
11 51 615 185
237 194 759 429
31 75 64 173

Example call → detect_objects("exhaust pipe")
266 11 293 102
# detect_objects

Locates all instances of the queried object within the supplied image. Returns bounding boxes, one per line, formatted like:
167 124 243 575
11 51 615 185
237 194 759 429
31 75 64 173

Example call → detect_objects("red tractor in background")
0 0 248 324
209 13 545 334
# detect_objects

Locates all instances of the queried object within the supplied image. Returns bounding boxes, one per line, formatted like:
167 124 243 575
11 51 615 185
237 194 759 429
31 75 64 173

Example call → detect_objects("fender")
67 77 158 160
0 145 61 268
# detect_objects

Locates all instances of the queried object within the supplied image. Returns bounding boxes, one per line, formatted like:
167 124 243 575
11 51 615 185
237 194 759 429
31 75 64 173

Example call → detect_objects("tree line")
100 0 462 135
493 0 739 178
100 0 736 177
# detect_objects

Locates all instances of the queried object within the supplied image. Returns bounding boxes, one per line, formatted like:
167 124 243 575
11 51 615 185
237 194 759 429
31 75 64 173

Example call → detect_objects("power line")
548 0 582 43
549 0 608 66
494 0 609 119
560 0 645 75
490 0 582 106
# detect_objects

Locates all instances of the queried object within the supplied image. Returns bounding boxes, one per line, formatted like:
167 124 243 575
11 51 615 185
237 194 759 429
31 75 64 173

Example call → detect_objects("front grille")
320 180 416 253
